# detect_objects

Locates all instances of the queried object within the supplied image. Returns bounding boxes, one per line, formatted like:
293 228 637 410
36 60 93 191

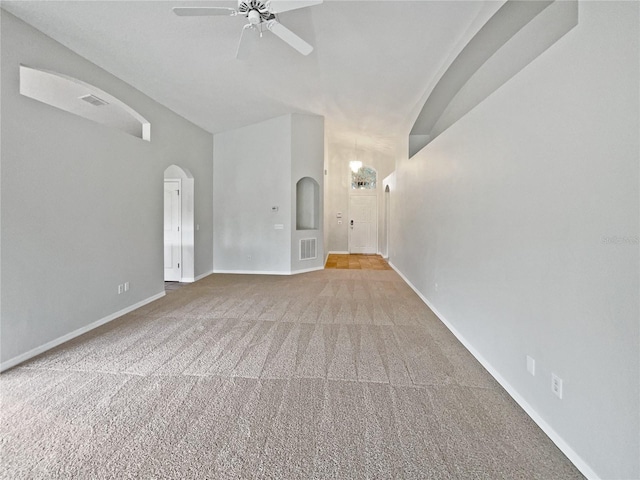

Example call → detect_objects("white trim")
213 269 292 276
194 270 213 282
213 267 324 276
164 178 182 282
0 291 166 372
181 277 195 283
388 262 600 480
291 266 324 275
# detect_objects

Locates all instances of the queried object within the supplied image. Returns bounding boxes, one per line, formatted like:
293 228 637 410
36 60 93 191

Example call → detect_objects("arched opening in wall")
351 165 377 190
296 177 320 230
408 1 577 156
19 65 150 141
164 165 195 284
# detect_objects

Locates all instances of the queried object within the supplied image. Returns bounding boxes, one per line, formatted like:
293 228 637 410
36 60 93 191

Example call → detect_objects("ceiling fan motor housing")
238 0 271 21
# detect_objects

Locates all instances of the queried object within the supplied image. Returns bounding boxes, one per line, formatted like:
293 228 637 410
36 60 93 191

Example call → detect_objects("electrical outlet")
526 355 535 376
117 284 123 295
124 282 130 292
551 373 563 399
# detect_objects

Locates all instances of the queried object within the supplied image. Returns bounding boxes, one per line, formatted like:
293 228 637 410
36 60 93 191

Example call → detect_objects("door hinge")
177 226 180 231
177 190 180 196
178 263 180 268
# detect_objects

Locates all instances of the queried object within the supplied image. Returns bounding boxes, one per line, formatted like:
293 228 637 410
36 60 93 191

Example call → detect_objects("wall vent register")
79 94 109 106
299 238 317 261
20 65 151 141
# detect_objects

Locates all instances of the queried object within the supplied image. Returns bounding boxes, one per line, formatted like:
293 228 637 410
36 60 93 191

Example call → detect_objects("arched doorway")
164 165 195 282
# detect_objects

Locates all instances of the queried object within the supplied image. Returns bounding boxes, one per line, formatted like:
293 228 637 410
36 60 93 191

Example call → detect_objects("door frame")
383 184 390 258
164 178 182 282
163 164 196 282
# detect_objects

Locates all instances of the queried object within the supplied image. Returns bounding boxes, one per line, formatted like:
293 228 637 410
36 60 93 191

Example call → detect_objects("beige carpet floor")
1 269 584 479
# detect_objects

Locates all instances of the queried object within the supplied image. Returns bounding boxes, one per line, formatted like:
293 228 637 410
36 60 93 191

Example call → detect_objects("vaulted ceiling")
2 1 493 153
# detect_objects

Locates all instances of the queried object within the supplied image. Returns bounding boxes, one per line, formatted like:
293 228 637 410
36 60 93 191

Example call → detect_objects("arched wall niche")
296 177 319 231
19 65 151 141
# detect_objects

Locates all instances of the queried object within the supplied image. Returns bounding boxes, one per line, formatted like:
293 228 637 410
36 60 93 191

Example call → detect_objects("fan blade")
267 20 313 55
268 0 322 14
236 25 257 60
172 7 236 16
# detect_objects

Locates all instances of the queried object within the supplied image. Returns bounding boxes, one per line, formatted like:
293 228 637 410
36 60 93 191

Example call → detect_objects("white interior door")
349 195 377 254
164 180 182 281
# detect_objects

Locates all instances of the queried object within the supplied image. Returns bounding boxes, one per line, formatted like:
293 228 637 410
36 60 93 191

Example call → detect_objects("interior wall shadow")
409 0 578 157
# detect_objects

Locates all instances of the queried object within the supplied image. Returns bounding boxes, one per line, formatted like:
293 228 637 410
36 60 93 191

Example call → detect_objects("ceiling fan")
173 0 322 58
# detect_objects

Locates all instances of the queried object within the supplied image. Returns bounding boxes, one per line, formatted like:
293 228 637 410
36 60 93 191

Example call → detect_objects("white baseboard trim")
291 266 325 275
213 269 291 276
0 291 166 373
213 267 324 276
388 261 600 480
181 268 215 283
194 270 213 282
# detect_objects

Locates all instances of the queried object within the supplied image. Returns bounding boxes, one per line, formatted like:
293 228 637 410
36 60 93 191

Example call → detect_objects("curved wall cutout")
296 177 320 231
20 65 151 141
409 0 577 157
351 165 377 190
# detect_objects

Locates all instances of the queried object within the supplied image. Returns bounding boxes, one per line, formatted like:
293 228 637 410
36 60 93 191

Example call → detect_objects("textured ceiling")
2 0 489 152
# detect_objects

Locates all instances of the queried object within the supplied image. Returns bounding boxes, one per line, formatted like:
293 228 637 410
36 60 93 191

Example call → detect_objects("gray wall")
213 113 324 274
213 115 293 274
1 11 214 366
390 2 638 479
291 114 325 273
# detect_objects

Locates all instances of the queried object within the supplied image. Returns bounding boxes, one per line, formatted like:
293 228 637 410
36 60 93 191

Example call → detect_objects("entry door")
164 180 182 281
349 195 377 254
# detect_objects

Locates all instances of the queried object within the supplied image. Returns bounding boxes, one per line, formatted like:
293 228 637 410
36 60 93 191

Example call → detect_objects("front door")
349 195 377 254
164 180 182 281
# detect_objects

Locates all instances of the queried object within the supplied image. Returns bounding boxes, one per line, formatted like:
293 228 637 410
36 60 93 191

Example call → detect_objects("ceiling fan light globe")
247 10 261 24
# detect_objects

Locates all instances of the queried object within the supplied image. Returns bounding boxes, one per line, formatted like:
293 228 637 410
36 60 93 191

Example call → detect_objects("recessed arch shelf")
19 65 151 141
296 177 319 231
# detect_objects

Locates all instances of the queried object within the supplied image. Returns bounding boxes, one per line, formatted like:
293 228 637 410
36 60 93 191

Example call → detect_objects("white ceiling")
2 0 489 152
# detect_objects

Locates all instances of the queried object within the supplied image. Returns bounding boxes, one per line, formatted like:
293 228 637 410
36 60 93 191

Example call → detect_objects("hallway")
325 253 392 270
